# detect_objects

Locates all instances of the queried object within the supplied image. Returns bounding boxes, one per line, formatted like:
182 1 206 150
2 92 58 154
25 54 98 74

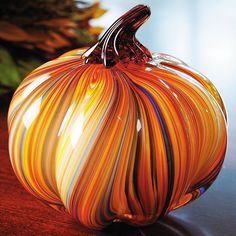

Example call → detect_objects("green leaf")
0 46 21 92
0 47 43 96
16 57 43 78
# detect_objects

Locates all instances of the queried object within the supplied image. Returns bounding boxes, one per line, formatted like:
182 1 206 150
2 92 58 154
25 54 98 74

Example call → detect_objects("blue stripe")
136 84 174 214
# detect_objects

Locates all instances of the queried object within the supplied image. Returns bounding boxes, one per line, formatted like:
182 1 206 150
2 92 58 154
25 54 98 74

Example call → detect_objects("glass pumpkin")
8 5 227 229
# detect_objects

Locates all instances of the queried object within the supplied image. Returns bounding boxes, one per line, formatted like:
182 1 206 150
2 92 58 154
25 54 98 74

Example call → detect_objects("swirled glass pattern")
8 5 227 229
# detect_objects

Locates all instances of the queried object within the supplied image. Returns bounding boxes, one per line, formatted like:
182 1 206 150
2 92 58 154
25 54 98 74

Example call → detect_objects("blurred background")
0 0 235 235
0 0 106 96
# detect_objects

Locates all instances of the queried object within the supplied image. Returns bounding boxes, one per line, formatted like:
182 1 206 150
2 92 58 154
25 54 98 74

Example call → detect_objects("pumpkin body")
8 5 227 229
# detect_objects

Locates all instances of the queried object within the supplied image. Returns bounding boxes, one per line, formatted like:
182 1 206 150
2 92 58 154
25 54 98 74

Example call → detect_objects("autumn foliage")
0 0 106 95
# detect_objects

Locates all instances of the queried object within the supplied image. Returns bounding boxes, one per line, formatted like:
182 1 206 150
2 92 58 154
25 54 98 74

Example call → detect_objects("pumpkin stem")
83 4 152 68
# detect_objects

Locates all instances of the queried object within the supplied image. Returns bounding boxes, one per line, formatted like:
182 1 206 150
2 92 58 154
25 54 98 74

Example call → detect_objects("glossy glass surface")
8 5 227 230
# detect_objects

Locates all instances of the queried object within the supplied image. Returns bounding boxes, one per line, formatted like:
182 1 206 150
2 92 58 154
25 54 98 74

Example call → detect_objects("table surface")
1 97 236 236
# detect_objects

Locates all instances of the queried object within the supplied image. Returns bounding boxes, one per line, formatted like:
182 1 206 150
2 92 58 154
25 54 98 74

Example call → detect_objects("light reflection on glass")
58 103 75 136
22 74 50 98
136 119 142 132
70 111 84 148
23 97 42 129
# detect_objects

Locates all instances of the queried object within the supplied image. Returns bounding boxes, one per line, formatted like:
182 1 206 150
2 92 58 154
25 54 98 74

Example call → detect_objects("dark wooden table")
1 97 236 236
